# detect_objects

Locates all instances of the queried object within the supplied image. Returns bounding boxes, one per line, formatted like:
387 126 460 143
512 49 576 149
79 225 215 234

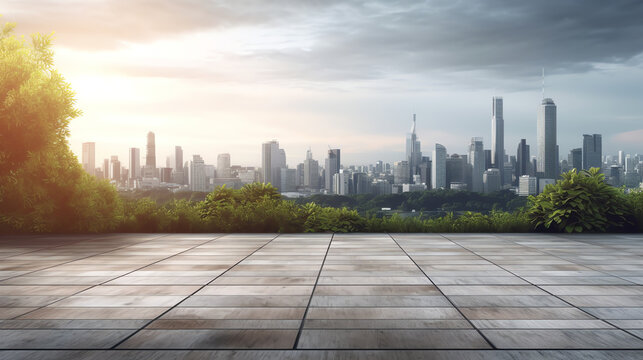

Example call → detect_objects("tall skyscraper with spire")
491 97 504 184
405 114 422 181
537 98 558 178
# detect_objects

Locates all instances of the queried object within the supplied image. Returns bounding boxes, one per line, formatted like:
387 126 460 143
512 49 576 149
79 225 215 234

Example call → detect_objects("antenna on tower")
541 67 545 99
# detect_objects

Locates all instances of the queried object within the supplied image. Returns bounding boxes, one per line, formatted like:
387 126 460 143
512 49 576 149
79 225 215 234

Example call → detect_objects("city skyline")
3 1 643 165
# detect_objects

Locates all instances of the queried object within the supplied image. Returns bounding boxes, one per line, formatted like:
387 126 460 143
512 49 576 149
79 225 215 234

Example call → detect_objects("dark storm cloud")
5 0 643 79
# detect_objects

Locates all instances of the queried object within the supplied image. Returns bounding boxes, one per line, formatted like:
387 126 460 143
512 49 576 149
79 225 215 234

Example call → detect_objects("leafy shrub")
528 168 633 232
627 190 643 232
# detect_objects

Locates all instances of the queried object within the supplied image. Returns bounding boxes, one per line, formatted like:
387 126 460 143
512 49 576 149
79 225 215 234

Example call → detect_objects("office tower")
110 156 120 182
82 142 95 176
352 173 371 194
419 157 431 187
406 114 422 178
325 149 341 192
375 160 383 174
303 149 320 189
280 168 297 192
484 150 492 170
537 98 557 179
618 150 624 166
261 140 286 190
296 163 304 187
333 171 350 195
446 154 466 189
469 138 484 192
491 97 505 184
518 175 537 197
393 161 410 184
568 148 582 171
625 154 635 173
515 139 530 182
582 134 602 170
483 168 501 193
160 167 172 183
103 159 110 180
145 131 156 177
128 148 141 181
189 155 207 192
174 146 183 171
217 153 231 178
432 144 447 189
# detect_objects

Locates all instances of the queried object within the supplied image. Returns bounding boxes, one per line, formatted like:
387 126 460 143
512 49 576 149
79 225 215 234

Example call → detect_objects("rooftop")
0 233 642 359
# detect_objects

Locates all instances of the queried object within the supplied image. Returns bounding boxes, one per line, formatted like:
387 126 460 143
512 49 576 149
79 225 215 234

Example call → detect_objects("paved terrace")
0 233 642 359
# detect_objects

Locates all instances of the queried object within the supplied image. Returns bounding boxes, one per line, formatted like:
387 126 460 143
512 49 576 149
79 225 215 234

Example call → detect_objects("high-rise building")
582 134 602 170
103 158 110 180
393 161 410 184
303 149 320 189
518 175 537 197
189 155 207 192
261 140 286 190
406 114 422 178
491 97 505 184
484 149 492 170
537 98 557 179
446 154 466 189
144 132 157 178
82 142 95 176
280 168 297 192
569 148 582 171
469 138 484 192
352 173 371 194
217 153 231 178
110 156 120 182
516 139 530 181
618 150 625 166
174 146 183 171
325 149 341 193
128 148 141 181
432 144 447 189
483 168 501 193
333 171 350 196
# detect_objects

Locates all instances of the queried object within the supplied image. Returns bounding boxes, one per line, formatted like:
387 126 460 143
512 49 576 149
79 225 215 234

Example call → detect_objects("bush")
528 168 633 232
628 190 643 232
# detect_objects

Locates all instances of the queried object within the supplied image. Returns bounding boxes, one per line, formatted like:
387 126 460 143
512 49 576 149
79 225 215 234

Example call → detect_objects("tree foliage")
528 168 634 233
0 19 122 233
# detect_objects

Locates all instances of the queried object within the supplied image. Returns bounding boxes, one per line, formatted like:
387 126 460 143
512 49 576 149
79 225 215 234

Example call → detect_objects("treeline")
292 189 527 215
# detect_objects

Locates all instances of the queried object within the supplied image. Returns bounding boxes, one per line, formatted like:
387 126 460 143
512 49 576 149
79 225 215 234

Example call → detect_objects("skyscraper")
406 114 422 178
432 144 447 189
189 155 207 192
174 146 183 171
325 149 341 193
303 149 320 189
516 139 530 181
217 153 231 178
468 138 484 192
261 140 286 190
128 148 140 180
537 98 557 179
393 161 410 184
491 97 505 184
145 131 157 178
582 134 602 170
81 142 95 176
569 148 582 171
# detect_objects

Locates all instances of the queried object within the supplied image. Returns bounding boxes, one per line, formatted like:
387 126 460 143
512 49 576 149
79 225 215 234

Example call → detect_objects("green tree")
0 19 122 232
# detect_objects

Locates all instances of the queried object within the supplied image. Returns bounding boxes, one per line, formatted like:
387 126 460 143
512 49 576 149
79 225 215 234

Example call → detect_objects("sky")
4 0 643 168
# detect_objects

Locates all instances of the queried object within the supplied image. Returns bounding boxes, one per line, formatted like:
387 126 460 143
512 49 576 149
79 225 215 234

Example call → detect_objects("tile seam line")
4 233 178 320
110 233 281 350
292 233 334 349
387 233 497 350
441 233 643 343
0 233 171 281
12 234 225 321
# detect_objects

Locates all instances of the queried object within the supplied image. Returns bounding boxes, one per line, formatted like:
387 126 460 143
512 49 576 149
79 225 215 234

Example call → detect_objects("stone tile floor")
0 233 642 359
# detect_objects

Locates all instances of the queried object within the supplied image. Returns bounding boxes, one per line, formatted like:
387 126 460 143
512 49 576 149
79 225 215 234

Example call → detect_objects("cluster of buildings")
81 96 643 196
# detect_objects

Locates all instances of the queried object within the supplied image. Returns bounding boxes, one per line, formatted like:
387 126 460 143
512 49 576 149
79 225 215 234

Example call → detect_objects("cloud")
611 129 643 146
